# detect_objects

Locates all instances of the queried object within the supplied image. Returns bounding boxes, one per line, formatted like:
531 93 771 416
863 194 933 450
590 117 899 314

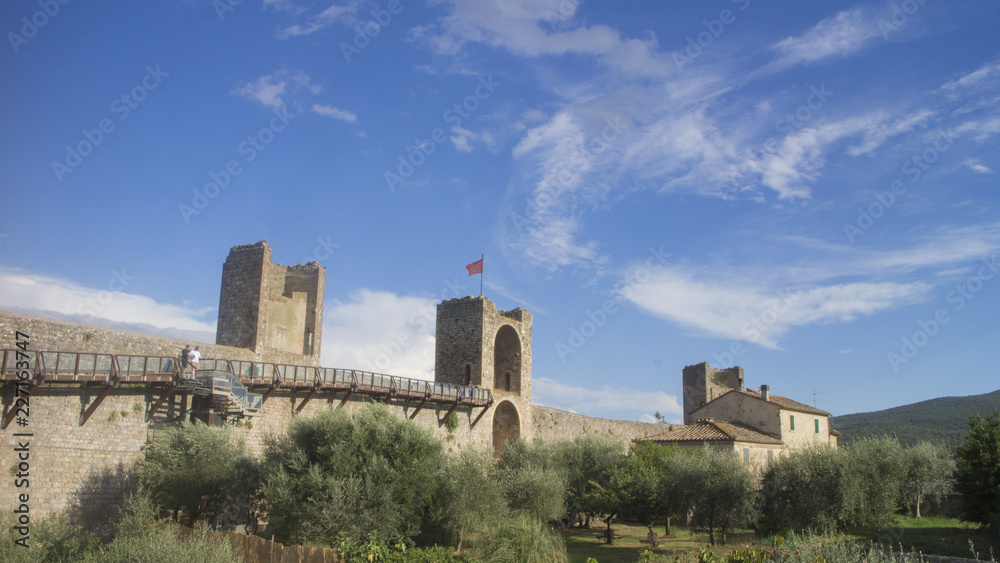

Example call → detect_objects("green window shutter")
815 419 819 433
790 415 795 431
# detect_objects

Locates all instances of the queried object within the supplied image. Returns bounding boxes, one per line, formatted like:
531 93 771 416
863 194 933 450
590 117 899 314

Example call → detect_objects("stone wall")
0 309 251 361
0 385 148 518
532 405 666 446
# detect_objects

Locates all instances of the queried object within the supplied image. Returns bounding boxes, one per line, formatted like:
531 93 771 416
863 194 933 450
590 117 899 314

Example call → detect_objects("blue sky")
2 0 999 423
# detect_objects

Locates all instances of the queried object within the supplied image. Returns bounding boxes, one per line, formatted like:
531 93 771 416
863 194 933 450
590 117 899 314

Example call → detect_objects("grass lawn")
560 516 999 562
851 515 999 560
560 521 758 563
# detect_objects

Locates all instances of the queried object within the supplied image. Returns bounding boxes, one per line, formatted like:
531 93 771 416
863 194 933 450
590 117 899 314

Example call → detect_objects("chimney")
761 385 770 401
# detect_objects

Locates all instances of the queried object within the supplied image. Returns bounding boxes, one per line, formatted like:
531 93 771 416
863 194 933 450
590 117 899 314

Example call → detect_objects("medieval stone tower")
435 295 533 455
682 362 744 424
216 241 325 365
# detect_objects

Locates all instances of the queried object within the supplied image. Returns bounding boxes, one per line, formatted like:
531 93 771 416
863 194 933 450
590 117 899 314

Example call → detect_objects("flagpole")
480 253 484 296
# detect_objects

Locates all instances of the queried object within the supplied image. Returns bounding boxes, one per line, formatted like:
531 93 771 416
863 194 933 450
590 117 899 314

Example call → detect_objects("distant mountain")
831 390 1000 449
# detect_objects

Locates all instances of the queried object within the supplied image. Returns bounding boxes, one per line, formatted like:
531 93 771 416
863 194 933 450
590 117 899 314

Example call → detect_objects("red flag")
466 258 483 276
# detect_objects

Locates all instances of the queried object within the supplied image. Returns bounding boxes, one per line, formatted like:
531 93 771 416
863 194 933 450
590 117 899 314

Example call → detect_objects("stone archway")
493 325 521 392
492 401 520 457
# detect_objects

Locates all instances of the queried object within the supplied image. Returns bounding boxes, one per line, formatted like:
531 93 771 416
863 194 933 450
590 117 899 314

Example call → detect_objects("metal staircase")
184 370 263 418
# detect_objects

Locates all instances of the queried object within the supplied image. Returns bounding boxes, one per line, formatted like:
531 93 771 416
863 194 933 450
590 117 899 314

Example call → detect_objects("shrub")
473 517 568 563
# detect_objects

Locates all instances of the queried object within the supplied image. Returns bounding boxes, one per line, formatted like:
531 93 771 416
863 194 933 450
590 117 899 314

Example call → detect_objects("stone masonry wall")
532 405 666 446
216 241 269 351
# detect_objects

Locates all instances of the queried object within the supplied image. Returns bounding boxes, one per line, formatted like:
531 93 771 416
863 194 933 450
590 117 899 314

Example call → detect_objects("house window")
743 447 750 463
790 415 795 431
815 419 820 434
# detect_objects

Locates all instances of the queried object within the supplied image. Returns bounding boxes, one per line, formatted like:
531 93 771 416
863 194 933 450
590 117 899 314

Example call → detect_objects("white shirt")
189 350 201 364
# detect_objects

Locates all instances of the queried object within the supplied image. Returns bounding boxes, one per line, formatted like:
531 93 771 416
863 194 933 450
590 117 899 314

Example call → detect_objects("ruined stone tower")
216 241 325 365
435 295 533 455
682 362 744 424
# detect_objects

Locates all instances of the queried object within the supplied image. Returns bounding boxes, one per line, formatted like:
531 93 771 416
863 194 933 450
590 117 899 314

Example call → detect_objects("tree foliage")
140 421 255 527
493 439 567 524
954 411 1000 532
261 403 447 546
902 441 955 518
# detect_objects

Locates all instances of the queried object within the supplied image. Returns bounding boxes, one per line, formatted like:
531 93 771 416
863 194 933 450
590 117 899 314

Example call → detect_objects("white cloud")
623 267 930 349
941 57 1000 98
418 0 673 77
767 9 880 73
956 116 1000 142
760 116 872 199
620 225 1000 348
320 289 437 379
278 3 353 38
233 70 319 110
0 268 216 338
312 103 358 123
966 159 993 174
533 377 683 422
847 109 934 156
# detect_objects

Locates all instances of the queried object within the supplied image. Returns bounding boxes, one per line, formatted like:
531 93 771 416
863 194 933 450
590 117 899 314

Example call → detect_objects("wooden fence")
179 526 342 563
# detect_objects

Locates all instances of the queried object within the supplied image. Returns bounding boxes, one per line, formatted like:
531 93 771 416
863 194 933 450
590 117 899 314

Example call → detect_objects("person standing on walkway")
189 346 201 375
180 345 191 378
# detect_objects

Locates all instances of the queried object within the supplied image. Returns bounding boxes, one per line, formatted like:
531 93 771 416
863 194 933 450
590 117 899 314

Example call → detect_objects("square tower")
435 295 533 453
216 241 325 364
682 362 744 424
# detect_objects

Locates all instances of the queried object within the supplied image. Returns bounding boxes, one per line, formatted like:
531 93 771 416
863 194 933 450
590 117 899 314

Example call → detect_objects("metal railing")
1 349 493 406
192 371 262 415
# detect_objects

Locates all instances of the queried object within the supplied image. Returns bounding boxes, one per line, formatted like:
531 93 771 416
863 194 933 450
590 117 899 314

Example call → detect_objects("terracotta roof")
647 419 783 446
726 388 831 416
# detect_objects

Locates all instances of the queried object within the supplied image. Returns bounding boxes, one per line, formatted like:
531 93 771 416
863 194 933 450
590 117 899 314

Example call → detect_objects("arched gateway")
492 401 520 457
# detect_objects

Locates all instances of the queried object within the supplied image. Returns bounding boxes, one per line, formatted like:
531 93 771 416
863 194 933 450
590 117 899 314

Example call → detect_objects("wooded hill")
831 389 1000 449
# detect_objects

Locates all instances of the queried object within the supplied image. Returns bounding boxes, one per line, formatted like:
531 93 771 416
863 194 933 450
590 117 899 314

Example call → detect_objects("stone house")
649 362 838 468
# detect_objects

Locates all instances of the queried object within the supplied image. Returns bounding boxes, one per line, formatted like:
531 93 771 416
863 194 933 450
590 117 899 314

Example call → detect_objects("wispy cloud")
417 0 673 77
533 377 683 422
278 3 354 38
620 225 1000 348
966 159 993 174
312 103 358 123
233 69 319 110
765 8 881 73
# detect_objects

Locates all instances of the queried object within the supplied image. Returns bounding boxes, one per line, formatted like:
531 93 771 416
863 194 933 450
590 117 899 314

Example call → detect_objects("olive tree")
954 411 1000 533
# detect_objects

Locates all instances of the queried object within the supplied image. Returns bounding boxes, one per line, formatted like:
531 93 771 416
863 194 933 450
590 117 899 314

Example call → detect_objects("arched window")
493 325 521 393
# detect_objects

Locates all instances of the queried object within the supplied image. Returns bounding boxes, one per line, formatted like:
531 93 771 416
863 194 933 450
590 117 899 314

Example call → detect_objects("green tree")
758 445 848 533
954 411 1000 533
842 435 907 528
140 421 254 526
262 403 446 546
901 441 955 518
443 447 506 551
683 448 756 545
494 439 567 524
552 434 622 528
